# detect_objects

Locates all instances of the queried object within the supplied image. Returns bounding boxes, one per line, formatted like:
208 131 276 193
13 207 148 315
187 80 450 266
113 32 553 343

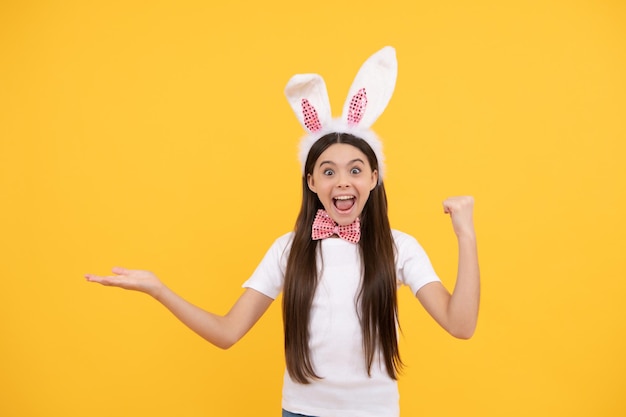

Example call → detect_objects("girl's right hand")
85 267 164 298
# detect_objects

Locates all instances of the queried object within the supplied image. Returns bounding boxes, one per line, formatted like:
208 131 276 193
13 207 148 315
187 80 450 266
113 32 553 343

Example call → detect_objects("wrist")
149 281 167 301
456 230 477 243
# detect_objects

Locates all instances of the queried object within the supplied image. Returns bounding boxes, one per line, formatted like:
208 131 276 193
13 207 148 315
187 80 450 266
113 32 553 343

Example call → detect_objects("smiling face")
307 143 379 226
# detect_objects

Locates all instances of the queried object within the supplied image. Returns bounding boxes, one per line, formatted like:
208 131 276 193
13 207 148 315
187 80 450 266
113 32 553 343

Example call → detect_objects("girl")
86 47 479 417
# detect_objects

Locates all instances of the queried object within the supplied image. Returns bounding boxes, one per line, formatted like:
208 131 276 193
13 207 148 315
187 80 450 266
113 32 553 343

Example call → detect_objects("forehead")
315 143 370 166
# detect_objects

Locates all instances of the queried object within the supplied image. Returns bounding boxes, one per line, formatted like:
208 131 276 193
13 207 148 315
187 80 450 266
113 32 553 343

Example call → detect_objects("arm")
85 267 273 349
416 196 480 339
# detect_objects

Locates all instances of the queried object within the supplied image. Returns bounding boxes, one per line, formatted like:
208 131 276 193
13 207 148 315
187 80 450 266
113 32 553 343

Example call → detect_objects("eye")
323 169 334 176
350 167 362 175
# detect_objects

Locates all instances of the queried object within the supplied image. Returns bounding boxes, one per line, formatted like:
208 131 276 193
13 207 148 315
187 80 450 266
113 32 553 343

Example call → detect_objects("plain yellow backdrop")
1 1 625 416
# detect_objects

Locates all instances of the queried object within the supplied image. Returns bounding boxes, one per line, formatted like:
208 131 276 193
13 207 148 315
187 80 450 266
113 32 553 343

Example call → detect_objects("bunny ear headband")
285 46 398 183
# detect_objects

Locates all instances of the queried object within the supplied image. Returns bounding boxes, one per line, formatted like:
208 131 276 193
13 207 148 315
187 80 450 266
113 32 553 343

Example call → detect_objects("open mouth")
333 195 356 211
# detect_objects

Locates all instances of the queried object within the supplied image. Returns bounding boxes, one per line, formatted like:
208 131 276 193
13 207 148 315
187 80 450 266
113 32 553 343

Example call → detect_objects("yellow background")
1 1 625 416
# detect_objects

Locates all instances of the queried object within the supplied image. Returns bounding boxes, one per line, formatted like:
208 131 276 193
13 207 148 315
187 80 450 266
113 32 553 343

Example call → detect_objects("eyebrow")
319 158 366 167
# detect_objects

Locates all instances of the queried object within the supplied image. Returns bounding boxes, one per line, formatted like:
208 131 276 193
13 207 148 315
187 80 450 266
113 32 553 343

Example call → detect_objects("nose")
335 172 351 188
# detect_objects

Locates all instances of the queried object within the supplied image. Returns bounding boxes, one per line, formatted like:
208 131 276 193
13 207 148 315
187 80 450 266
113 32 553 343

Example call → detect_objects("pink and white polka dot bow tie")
311 209 361 244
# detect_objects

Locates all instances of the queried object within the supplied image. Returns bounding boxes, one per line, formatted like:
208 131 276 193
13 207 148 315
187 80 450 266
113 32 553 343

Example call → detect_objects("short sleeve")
241 232 293 299
393 230 440 295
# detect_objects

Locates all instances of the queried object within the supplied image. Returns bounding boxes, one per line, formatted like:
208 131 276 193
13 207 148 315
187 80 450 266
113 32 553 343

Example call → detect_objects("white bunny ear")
285 74 332 133
341 46 397 128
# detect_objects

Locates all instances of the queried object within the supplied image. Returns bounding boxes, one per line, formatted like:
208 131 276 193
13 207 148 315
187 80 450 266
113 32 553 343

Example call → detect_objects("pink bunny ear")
341 46 397 128
285 74 332 133
346 88 368 126
302 99 322 132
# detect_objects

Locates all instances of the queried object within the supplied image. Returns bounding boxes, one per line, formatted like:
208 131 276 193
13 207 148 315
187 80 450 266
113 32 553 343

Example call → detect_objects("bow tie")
311 209 361 244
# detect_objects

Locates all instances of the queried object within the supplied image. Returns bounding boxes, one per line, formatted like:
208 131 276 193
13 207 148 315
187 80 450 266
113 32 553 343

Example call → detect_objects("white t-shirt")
242 230 440 417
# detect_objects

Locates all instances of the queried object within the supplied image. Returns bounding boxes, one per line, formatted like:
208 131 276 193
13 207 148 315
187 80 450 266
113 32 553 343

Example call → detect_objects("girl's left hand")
443 196 476 239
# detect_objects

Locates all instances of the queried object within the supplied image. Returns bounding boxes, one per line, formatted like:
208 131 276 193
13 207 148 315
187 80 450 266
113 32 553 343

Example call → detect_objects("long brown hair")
282 132 401 384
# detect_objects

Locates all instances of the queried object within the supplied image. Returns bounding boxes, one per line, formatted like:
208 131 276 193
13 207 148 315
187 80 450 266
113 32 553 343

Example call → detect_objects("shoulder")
265 231 295 257
252 231 295 264
391 229 440 289
243 232 294 298
391 229 419 247
274 231 294 248
391 229 429 258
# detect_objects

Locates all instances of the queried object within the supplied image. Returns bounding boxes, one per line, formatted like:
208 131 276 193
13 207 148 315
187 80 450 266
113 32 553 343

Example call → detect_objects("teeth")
334 196 354 200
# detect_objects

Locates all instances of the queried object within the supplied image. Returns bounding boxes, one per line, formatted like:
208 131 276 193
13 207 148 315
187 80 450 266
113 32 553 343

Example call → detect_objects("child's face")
307 143 378 226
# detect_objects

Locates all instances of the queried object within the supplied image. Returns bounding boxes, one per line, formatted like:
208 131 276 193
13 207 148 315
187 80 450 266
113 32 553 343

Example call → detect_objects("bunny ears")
285 46 398 182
